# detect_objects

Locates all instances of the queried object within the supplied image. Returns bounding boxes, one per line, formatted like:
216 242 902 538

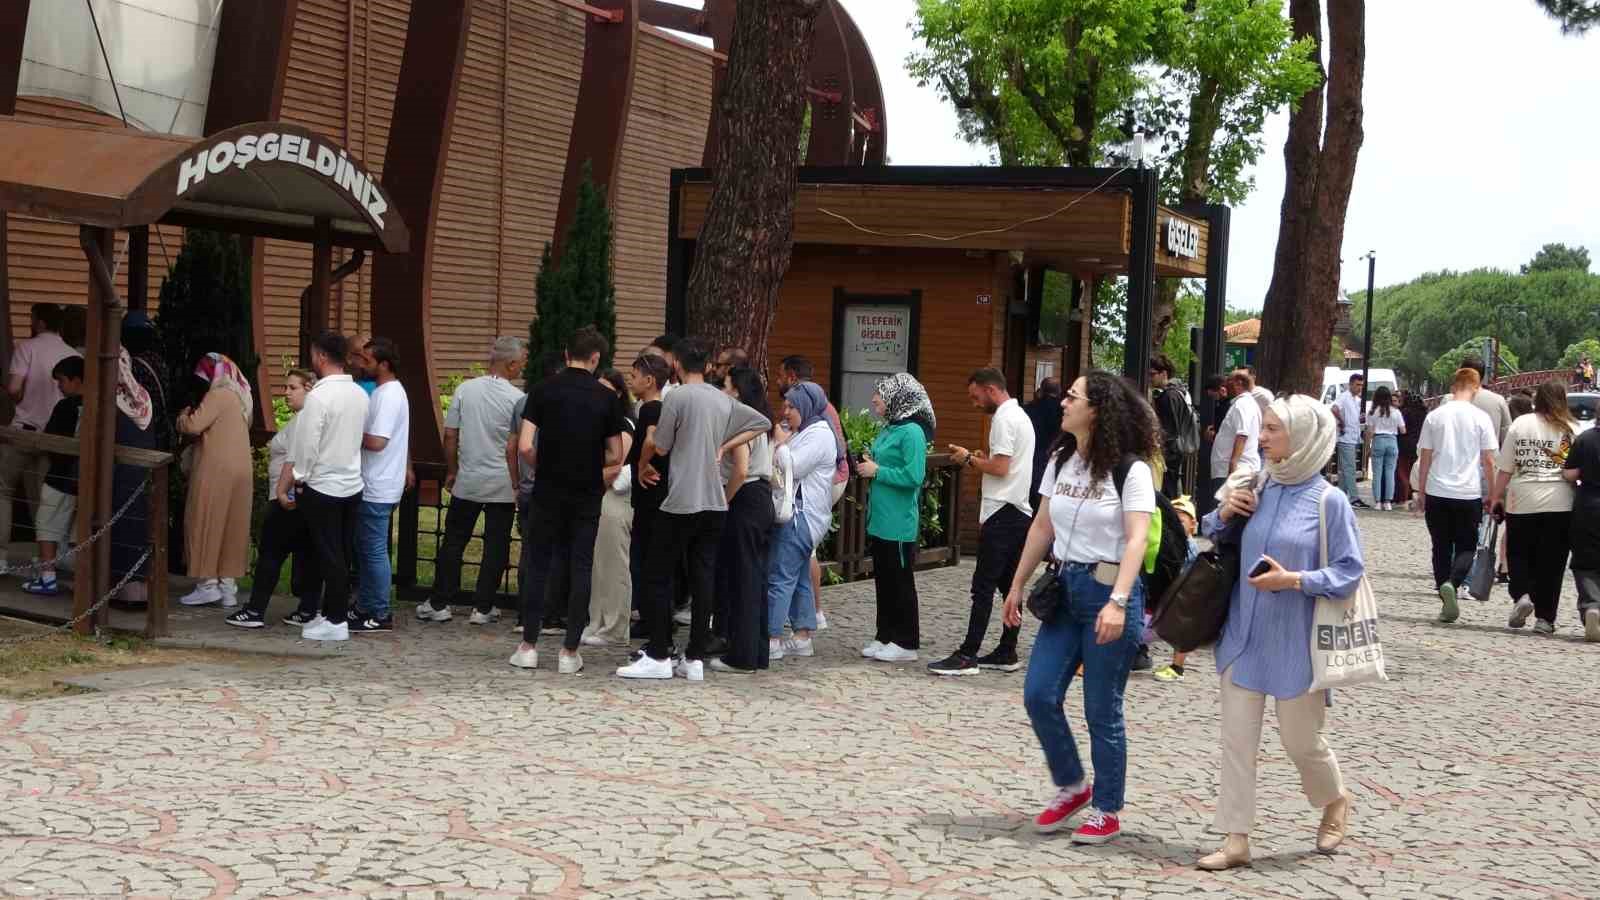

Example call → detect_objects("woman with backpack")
1197 394 1363 871
1001 372 1158 845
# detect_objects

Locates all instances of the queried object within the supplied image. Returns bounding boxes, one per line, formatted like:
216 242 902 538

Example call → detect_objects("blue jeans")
766 515 817 637
355 500 395 620
1337 441 1360 501
1022 563 1144 814
1370 434 1399 504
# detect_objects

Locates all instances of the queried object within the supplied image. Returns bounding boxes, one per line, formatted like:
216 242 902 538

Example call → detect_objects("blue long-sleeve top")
1202 477 1365 699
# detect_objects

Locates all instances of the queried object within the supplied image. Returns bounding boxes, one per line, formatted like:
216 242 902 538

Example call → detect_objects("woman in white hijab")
1197 395 1366 871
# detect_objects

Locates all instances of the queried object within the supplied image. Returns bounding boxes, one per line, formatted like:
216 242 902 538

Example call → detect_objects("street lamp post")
1360 252 1376 394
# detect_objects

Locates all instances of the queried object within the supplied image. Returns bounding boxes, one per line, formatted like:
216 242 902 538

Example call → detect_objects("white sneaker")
1584 608 1600 643
861 640 886 658
558 651 584 675
301 618 349 641
417 600 453 623
580 633 609 647
1533 619 1556 635
1509 598 1535 628
218 578 239 608
508 646 539 669
179 580 222 607
873 642 919 662
616 654 673 679
782 636 814 658
468 609 500 625
673 607 692 626
674 656 705 682
816 610 829 631
769 638 785 661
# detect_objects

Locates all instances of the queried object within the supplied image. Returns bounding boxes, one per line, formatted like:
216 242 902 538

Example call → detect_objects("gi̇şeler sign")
174 131 389 230
842 306 910 373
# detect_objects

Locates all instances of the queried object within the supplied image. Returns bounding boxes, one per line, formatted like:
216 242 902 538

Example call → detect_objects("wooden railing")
822 452 966 583
0 426 175 637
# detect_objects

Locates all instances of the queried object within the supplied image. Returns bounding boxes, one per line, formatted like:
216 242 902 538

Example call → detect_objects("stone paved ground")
3 504 1598 898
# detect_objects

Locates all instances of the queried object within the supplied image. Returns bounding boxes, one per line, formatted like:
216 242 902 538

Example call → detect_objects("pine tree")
530 162 616 373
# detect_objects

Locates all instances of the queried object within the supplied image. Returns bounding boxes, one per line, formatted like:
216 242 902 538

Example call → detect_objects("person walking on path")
1366 386 1405 511
515 327 628 675
417 337 526 624
1208 371 1262 503
762 382 839 664
1024 378 1063 509
1418 368 1499 624
858 373 934 664
618 337 769 681
578 368 636 647
1331 373 1371 509
1561 421 1600 642
1462 355 1513 448
710 366 777 673
1195 394 1361 871
1001 372 1158 846
1 303 79 571
349 338 410 633
1489 380 1577 634
930 368 1032 676
1396 391 1426 506
288 332 369 642
176 353 254 608
227 370 324 628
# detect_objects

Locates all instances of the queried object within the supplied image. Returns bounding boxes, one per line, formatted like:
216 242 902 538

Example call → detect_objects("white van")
1321 367 1398 406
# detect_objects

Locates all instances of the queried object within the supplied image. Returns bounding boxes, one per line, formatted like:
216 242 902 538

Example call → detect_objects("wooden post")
73 226 121 634
303 218 332 365
146 463 169 637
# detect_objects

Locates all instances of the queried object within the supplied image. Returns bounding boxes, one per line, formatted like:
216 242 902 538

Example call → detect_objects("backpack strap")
1111 453 1136 500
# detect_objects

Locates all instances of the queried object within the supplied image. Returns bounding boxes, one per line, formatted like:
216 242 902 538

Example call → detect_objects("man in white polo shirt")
930 368 1035 676
1208 370 1262 501
288 331 369 642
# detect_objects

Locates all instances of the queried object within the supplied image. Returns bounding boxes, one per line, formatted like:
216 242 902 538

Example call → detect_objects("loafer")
1316 793 1352 854
1196 835 1251 871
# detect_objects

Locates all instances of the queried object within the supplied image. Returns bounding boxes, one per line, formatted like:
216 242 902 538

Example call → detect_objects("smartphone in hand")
1248 557 1272 578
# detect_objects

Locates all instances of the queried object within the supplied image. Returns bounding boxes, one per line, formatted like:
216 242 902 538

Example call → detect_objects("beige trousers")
0 445 47 554
582 490 633 645
1216 667 1345 834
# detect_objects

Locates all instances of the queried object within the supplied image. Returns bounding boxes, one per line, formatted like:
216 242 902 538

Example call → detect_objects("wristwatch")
1108 593 1129 609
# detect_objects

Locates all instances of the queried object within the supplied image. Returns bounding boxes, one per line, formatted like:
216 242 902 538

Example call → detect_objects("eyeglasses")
1065 389 1084 402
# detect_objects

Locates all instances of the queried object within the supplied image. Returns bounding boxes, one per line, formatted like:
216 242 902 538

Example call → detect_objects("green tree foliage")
154 229 258 410
530 162 617 370
1559 338 1600 369
1537 0 1600 34
1350 265 1600 388
1522 242 1591 274
1430 337 1517 388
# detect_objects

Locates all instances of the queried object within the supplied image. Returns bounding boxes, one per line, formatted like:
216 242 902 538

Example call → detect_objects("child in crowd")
1149 495 1201 683
23 356 85 596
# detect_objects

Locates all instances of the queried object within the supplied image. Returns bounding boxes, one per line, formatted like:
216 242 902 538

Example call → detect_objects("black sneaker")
1351 499 1372 509
927 652 980 676
540 617 567 636
282 610 318 626
975 648 1022 672
704 636 730 658
225 609 266 629
349 616 393 634
1131 644 1153 671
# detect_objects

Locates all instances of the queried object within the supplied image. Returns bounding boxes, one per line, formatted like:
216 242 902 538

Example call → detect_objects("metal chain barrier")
2 479 149 580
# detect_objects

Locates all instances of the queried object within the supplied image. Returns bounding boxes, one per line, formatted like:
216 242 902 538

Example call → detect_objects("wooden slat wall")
5 96 178 341
766 246 1005 542
611 30 714 361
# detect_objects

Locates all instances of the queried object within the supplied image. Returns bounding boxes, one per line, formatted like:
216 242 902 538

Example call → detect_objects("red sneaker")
1071 810 1121 844
1034 783 1092 833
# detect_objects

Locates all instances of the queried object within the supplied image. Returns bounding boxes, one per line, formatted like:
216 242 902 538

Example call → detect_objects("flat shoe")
1196 836 1251 871
1317 793 1352 854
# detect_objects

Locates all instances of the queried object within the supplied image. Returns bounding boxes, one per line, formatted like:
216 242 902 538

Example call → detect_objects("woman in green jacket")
858 373 934 663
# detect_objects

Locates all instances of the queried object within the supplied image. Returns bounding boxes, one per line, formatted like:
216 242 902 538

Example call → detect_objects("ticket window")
830 289 922 418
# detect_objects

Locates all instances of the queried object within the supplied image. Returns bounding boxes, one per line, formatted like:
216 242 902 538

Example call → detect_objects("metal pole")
1360 252 1374 393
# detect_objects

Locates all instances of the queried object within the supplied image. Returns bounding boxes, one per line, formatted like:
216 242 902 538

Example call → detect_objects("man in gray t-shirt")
622 339 769 678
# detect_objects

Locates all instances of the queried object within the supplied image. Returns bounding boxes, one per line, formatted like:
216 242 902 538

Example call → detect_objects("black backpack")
1111 454 1190 614
1162 387 1200 456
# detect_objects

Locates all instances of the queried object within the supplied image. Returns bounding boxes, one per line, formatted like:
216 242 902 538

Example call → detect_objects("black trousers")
1161 452 1184 498
434 497 516 614
644 509 725 661
1424 495 1482 589
519 491 601 651
870 536 921 650
247 501 322 617
960 504 1029 657
1570 569 1600 618
298 487 360 622
716 482 775 669
1506 510 1572 623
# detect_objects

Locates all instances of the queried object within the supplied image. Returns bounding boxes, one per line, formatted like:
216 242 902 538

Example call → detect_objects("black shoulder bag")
1025 562 1062 622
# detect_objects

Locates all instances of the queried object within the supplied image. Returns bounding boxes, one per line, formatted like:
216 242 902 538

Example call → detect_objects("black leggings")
870 537 920 650
1506 511 1571 623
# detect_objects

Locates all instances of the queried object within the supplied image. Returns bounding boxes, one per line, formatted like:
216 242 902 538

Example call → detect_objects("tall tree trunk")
685 0 825 373
1257 0 1364 395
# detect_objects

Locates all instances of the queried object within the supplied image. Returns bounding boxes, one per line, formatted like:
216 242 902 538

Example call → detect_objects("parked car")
1569 392 1599 433
1321 367 1399 406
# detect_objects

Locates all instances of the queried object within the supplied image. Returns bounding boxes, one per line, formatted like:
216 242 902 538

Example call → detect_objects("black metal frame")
828 288 922 407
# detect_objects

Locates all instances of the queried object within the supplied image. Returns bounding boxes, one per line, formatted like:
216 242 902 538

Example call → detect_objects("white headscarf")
1215 393 1336 503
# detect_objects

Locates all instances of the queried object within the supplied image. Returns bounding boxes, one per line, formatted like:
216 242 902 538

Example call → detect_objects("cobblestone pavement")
3 504 1598 898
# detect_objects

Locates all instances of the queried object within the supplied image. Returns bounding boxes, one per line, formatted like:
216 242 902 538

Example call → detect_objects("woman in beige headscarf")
1197 394 1365 871
176 352 255 607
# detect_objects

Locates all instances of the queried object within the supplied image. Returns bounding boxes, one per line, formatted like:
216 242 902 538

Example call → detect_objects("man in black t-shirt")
626 353 673 638
24 356 84 596
512 326 627 674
